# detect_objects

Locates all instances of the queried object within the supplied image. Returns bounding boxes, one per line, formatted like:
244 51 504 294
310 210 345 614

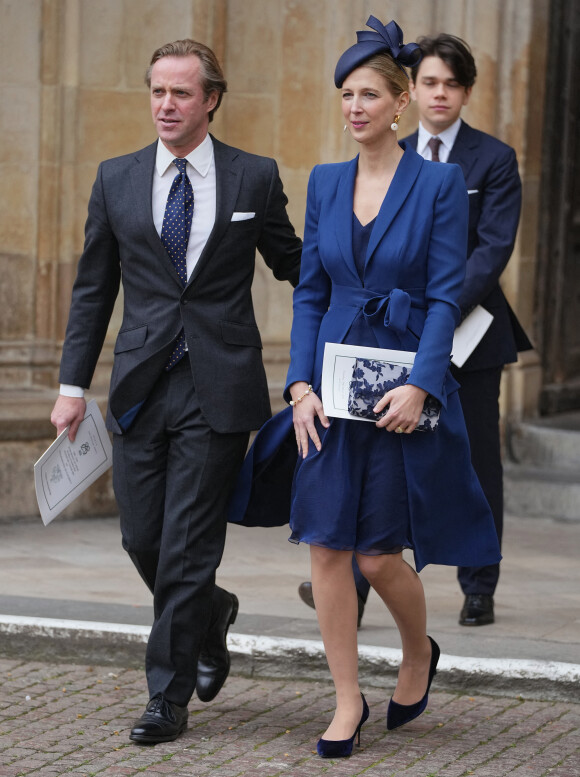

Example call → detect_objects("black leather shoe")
459 594 495 626
129 693 188 744
298 581 316 609
196 587 239 702
298 581 366 628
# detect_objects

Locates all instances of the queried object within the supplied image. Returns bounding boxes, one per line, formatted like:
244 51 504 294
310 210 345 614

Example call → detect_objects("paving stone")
1 661 579 776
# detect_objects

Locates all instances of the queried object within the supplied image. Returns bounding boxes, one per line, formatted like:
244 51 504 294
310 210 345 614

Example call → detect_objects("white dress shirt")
153 133 216 280
61 135 216 397
416 118 462 163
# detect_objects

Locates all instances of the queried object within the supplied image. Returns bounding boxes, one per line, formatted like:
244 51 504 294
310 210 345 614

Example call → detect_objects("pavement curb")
1 614 578 703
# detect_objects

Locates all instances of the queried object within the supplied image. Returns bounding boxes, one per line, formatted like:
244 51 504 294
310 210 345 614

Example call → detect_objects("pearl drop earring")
391 114 401 131
343 124 348 133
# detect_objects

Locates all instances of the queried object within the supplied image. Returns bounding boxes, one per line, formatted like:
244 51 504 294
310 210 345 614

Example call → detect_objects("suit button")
181 299 188 305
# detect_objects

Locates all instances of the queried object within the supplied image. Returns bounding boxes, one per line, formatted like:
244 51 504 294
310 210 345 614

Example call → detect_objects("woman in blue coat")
284 18 501 758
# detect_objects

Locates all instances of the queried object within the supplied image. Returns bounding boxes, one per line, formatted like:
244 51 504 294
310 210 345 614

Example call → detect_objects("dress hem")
288 536 410 556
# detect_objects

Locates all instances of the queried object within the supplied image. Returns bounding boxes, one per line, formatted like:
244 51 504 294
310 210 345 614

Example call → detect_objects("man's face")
150 55 218 156
409 56 471 135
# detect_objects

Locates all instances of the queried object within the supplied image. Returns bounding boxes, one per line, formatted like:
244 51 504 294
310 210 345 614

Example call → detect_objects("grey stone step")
504 414 580 521
504 461 580 521
506 415 580 471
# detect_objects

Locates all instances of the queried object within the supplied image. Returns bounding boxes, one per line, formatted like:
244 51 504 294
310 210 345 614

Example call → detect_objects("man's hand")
50 395 87 441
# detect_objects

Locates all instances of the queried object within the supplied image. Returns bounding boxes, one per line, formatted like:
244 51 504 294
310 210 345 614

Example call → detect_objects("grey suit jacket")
59 136 302 434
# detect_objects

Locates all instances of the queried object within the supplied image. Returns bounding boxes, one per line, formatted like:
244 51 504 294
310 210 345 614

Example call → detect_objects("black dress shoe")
298 581 366 628
129 693 188 744
459 594 494 626
196 587 239 702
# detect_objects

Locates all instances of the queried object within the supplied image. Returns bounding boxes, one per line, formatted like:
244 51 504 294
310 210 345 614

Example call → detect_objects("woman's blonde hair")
359 53 409 96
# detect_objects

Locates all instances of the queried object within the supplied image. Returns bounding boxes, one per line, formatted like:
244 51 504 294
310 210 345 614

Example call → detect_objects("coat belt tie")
330 285 425 336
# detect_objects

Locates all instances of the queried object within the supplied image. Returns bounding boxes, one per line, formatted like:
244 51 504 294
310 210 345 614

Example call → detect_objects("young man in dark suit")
405 33 532 626
51 39 301 743
298 32 531 630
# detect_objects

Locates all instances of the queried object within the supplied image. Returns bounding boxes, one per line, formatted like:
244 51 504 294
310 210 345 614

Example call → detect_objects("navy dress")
290 215 411 555
229 150 501 575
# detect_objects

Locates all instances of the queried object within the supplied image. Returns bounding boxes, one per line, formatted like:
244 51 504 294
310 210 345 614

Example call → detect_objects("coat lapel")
334 157 359 280
366 145 423 264
130 142 183 289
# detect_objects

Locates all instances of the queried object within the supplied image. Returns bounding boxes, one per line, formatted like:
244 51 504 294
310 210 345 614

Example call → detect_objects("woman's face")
341 66 409 147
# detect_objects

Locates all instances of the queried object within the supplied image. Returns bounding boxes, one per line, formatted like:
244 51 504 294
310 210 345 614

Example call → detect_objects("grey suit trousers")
113 359 249 705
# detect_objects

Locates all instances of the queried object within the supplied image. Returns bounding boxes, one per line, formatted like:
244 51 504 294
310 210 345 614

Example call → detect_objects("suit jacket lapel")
405 122 478 181
130 141 183 289
404 129 419 151
366 145 423 265
186 136 243 288
447 120 478 181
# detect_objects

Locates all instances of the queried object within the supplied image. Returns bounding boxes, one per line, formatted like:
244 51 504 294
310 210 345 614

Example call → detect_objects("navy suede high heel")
386 636 440 731
317 693 369 758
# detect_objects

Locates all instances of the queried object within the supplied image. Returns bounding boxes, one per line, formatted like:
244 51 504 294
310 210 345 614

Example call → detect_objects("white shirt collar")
155 133 214 177
417 118 462 155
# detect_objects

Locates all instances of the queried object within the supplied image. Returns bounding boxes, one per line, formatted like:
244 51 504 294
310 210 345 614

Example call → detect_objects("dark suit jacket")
403 121 532 371
59 136 302 434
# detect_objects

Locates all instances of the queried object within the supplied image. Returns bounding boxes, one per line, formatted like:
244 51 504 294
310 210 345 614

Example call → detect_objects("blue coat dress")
229 146 501 573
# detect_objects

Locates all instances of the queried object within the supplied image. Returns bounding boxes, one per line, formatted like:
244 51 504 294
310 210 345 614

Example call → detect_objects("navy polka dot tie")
162 158 194 369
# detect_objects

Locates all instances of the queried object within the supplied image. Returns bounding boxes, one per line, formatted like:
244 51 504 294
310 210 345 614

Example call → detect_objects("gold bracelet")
289 385 313 406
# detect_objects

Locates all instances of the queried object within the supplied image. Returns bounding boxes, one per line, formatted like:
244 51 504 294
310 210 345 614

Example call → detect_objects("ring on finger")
395 426 404 434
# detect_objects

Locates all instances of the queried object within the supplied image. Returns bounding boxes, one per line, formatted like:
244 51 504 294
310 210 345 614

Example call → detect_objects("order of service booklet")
34 399 113 526
321 342 418 421
450 305 494 368
321 305 494 420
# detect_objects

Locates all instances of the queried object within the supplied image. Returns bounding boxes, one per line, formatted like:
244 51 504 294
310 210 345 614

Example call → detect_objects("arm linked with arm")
256 159 302 288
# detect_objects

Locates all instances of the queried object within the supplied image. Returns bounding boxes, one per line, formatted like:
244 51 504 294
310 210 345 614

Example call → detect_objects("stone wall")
0 0 549 518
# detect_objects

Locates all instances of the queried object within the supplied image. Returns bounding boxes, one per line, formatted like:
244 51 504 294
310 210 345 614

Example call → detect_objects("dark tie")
427 136 442 162
161 158 194 369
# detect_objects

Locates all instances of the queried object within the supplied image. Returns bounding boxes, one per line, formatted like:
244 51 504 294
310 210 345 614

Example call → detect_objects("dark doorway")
535 0 580 415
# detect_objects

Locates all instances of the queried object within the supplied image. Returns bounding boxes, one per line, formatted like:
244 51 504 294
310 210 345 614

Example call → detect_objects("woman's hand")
373 384 428 434
290 381 330 458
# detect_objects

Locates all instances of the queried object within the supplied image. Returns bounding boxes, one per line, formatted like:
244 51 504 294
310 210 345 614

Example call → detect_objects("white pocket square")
467 189 479 194
231 211 255 221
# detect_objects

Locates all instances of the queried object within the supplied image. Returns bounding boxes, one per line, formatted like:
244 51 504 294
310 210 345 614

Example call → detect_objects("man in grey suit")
51 39 301 744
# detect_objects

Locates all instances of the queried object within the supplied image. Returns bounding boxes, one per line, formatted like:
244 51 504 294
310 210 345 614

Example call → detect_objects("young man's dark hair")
410 33 477 87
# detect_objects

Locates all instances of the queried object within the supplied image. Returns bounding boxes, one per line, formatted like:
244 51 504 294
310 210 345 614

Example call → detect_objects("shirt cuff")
59 384 85 398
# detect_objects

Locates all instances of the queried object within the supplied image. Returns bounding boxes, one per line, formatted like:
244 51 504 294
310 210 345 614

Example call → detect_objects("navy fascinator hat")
334 16 422 87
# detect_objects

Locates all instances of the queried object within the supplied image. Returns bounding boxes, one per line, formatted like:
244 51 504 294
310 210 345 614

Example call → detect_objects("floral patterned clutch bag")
347 358 441 431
